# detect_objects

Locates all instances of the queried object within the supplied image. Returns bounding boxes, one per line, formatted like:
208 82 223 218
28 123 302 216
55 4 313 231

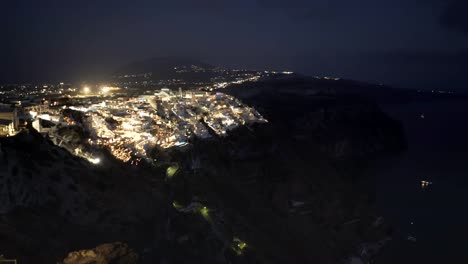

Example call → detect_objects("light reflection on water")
373 100 468 264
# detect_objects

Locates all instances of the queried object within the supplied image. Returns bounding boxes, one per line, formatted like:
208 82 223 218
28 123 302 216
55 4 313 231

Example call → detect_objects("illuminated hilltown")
68 89 266 163
0 76 269 164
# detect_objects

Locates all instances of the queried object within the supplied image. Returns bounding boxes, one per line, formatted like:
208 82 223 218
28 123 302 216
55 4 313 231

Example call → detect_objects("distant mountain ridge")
224 74 462 104
109 56 268 90
112 56 215 77
110 56 464 102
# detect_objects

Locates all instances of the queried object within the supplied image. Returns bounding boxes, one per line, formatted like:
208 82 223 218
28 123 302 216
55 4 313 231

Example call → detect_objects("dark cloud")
439 0 468 34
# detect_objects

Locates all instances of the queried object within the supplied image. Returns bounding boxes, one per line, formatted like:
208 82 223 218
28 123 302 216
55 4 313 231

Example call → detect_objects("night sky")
1 0 468 90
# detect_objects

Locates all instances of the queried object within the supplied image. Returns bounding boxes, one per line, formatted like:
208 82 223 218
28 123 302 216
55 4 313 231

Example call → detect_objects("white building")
0 107 19 137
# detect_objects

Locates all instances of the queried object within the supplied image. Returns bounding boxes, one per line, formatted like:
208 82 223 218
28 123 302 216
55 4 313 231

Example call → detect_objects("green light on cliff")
232 237 248 256
166 164 179 178
200 206 210 220
172 201 183 210
238 241 247 250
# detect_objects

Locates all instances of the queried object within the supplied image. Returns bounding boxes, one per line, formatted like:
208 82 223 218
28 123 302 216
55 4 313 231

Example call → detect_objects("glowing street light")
101 86 110 94
88 157 100 164
166 164 179 178
83 86 90 94
232 237 248 255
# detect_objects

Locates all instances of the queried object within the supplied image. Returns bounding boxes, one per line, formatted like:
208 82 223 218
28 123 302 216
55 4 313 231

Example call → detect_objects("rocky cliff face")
0 129 85 214
224 78 407 163
145 86 405 263
0 129 165 263
159 120 397 264
0 79 406 263
293 101 406 161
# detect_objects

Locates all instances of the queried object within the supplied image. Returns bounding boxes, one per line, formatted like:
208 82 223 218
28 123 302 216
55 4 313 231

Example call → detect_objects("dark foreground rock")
61 242 138 264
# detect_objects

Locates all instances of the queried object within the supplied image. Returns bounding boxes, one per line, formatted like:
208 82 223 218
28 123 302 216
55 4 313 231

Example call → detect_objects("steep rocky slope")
0 129 165 263
0 80 406 263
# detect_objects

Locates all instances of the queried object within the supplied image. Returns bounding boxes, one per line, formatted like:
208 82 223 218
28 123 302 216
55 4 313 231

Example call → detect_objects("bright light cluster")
65 90 267 163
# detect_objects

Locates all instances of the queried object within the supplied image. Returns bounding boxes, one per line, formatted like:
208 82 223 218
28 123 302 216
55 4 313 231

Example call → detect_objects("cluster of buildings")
57 89 266 163
0 64 291 163
0 104 19 137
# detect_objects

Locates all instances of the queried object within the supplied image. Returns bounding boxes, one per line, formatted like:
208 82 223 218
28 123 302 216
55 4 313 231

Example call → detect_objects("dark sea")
373 100 468 264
